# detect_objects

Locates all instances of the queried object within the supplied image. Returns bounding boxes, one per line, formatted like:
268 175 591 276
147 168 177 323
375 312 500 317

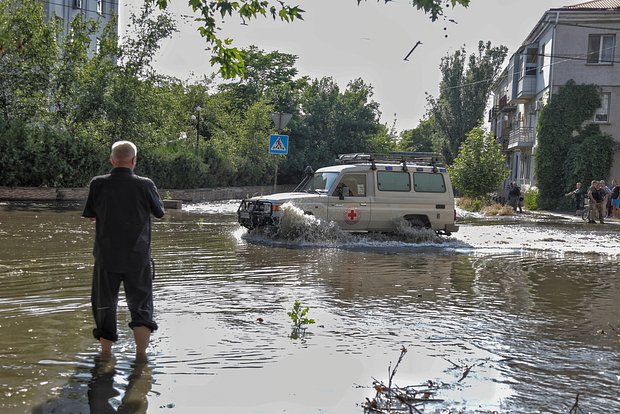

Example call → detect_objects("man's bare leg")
133 326 151 356
100 338 113 356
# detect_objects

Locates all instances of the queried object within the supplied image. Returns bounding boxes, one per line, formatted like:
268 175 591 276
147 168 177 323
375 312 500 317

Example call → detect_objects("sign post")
269 112 292 192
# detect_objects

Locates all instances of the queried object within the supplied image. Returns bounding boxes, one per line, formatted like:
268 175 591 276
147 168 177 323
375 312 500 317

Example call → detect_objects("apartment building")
489 0 620 189
43 0 119 56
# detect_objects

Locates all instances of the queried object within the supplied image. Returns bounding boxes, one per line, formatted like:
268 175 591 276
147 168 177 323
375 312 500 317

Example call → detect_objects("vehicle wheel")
581 209 589 221
405 216 430 229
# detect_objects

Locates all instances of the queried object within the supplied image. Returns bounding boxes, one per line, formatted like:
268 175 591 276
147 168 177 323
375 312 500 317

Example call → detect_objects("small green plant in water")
196 217 205 229
287 300 315 339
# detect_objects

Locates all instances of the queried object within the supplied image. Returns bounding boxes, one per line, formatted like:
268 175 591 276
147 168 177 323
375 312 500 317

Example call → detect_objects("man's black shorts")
91 263 158 342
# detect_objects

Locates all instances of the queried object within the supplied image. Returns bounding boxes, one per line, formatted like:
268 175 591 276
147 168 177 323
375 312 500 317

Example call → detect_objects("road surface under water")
0 201 619 413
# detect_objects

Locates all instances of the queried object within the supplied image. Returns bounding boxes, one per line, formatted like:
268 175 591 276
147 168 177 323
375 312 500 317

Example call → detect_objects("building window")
594 93 610 123
587 34 615 64
525 47 537 75
73 0 82 9
96 38 101 54
97 0 103 14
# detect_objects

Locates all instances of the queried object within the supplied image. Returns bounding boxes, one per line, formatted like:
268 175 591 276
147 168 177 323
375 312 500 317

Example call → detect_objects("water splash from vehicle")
267 202 352 244
245 203 446 246
388 218 444 244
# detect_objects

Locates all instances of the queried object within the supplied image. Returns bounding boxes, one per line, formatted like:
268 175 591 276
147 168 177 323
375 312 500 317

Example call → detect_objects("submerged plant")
287 299 315 339
196 217 205 229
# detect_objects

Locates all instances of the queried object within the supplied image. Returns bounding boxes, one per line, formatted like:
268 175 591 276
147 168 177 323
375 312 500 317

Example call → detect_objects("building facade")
489 0 620 190
43 0 119 56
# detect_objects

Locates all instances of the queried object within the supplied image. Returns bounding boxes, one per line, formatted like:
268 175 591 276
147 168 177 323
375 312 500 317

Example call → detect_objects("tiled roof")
560 0 620 9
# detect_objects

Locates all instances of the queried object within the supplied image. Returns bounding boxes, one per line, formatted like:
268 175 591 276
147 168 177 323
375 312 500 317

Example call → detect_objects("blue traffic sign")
269 134 289 155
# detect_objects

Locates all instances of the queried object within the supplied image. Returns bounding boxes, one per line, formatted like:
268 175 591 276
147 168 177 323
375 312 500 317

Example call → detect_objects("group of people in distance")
565 179 620 223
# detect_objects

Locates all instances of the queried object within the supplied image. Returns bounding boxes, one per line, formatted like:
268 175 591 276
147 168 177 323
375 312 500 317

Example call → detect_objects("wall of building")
553 22 620 87
45 0 118 57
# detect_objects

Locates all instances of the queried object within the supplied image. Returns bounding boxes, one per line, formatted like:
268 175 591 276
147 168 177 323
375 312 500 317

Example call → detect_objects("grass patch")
482 203 514 216
457 196 515 216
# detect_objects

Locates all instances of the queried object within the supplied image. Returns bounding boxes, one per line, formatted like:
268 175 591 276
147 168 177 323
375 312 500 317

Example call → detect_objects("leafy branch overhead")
149 0 471 78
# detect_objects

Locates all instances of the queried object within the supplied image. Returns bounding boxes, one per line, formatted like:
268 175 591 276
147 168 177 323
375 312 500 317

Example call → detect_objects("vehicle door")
327 173 371 230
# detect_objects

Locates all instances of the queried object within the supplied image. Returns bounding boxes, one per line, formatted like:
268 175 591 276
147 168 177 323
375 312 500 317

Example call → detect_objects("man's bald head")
110 141 137 168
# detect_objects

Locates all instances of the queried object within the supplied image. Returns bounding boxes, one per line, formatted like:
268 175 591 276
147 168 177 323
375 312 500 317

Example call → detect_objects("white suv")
237 152 459 236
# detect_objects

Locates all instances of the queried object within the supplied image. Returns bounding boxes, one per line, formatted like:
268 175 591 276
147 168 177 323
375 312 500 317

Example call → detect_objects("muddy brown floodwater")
0 201 619 414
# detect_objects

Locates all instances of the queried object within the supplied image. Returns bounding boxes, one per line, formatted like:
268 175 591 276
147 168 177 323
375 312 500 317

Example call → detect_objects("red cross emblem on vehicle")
345 208 360 224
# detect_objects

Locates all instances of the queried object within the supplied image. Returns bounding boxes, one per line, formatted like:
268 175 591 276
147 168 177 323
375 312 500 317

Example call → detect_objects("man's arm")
82 179 97 220
147 180 165 218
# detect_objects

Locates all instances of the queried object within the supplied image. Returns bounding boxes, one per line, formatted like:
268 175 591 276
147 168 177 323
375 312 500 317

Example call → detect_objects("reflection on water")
87 355 151 414
1 201 619 413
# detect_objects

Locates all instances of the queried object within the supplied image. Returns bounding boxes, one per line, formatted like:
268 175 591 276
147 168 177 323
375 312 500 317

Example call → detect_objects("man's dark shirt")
574 187 586 205
82 167 165 273
590 187 605 203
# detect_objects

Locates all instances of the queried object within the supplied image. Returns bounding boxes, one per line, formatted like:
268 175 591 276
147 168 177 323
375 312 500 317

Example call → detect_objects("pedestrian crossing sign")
269 134 289 155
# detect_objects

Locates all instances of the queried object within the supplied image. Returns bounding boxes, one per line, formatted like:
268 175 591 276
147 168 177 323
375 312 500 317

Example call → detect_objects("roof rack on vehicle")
337 152 444 171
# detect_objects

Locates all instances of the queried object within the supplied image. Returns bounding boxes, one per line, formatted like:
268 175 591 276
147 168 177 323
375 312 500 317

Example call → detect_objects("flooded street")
1 201 619 413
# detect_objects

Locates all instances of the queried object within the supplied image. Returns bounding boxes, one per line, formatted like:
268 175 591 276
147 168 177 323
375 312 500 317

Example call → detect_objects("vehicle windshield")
300 172 339 194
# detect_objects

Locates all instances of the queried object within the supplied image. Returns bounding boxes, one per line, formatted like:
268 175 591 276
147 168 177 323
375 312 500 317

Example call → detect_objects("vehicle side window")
333 173 367 197
377 171 411 192
413 172 446 193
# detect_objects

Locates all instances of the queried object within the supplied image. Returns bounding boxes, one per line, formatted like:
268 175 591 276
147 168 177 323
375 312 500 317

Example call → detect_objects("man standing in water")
83 141 164 357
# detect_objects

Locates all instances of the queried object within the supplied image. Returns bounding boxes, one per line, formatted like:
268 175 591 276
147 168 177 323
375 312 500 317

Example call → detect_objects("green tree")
50 14 97 128
427 41 507 164
398 116 440 152
0 0 57 123
219 46 308 111
282 76 387 182
151 0 470 78
535 80 607 209
449 126 509 199
73 3 177 146
228 99 275 185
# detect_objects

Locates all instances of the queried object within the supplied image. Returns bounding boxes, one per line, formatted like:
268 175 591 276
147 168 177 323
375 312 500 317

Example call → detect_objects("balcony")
515 75 536 102
508 127 535 149
498 95 516 112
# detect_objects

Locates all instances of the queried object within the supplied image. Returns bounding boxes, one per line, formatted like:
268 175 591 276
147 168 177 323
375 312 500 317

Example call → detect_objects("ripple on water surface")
1 202 620 413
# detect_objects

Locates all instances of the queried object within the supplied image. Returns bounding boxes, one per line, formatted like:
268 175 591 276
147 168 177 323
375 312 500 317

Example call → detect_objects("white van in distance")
237 152 459 236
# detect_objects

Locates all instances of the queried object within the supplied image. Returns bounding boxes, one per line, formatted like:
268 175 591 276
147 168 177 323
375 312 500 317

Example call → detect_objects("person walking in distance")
83 141 165 357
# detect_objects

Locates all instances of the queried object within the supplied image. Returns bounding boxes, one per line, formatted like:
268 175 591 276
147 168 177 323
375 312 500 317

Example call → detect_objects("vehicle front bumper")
237 199 278 229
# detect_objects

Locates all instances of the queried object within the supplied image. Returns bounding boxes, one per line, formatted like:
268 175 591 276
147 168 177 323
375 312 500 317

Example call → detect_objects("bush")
0 122 108 187
449 127 509 199
137 146 208 189
482 203 514 216
522 187 539 211
457 196 486 212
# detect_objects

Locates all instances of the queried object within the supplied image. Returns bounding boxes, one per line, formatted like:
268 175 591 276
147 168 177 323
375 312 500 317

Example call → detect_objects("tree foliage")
0 0 393 189
0 0 57 123
449 126 509 199
535 80 613 209
427 41 507 164
150 0 470 78
398 116 440 152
